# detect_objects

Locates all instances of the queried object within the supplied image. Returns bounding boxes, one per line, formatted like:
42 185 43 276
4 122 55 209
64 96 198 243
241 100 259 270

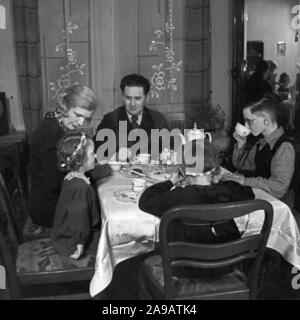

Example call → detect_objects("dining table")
89 163 300 298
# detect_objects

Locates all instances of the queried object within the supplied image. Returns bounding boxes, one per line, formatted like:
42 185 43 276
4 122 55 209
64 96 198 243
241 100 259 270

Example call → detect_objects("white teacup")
134 153 150 164
132 178 145 192
235 123 251 137
109 161 122 172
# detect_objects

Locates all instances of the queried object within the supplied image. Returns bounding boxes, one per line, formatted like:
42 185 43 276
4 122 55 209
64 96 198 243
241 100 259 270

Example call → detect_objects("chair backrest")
0 174 21 245
159 199 274 300
0 178 21 299
1 164 28 242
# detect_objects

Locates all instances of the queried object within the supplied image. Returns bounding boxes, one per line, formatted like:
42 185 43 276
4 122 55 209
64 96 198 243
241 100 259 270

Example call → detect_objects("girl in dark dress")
29 85 98 227
51 132 101 259
139 140 255 243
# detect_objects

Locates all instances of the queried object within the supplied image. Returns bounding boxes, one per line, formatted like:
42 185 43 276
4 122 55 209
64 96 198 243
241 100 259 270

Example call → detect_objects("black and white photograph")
0 0 300 306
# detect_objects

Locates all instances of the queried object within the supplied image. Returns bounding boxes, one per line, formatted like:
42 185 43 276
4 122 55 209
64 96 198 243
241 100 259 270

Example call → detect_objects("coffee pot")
178 123 212 145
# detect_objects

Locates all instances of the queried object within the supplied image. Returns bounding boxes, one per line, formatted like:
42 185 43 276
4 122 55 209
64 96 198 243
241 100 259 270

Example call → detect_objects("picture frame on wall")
277 42 286 57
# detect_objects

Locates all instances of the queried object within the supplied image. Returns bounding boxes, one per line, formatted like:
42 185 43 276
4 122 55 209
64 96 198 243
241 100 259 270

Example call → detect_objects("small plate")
114 189 140 203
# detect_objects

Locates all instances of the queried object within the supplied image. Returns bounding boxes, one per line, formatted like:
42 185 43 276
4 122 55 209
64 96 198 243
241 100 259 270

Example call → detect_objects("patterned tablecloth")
89 168 300 297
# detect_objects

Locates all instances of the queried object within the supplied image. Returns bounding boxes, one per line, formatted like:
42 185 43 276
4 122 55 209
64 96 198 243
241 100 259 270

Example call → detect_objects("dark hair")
255 60 269 74
183 139 220 174
279 72 290 85
247 93 289 130
120 74 151 95
57 84 98 115
57 132 93 172
267 60 277 72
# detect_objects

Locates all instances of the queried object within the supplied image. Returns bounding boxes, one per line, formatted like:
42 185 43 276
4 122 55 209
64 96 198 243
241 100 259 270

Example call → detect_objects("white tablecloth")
89 173 300 297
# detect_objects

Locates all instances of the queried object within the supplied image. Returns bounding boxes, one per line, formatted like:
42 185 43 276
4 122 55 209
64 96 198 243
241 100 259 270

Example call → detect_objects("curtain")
184 0 211 128
13 0 42 137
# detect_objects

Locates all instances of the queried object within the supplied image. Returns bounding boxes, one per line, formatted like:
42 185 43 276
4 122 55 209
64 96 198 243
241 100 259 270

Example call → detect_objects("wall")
211 0 232 128
93 0 228 129
246 0 300 84
91 0 185 129
0 0 25 131
39 0 92 113
39 0 186 131
38 0 233 132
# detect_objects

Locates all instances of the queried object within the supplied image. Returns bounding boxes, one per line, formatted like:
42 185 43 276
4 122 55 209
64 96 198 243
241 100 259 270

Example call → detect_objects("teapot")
178 123 212 145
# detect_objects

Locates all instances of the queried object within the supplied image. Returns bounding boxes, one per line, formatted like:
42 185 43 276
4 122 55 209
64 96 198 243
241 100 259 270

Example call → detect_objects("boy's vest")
244 133 295 191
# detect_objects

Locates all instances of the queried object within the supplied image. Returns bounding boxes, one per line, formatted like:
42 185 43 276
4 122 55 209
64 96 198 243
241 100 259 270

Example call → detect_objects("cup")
108 161 122 172
235 122 251 137
132 178 146 192
134 153 150 164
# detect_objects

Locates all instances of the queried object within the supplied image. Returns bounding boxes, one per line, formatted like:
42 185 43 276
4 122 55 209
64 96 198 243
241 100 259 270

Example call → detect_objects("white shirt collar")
126 111 143 126
64 171 90 185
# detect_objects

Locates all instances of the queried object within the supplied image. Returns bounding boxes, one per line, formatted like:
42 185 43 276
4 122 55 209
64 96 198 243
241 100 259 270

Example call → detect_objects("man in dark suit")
94 74 170 161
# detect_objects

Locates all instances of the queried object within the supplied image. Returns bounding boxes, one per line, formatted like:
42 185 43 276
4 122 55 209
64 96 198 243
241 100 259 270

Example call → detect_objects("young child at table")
230 95 295 208
139 140 255 244
51 132 101 260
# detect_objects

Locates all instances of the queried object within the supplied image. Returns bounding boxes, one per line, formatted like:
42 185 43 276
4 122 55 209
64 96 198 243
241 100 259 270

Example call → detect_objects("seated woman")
139 140 255 244
231 95 295 208
29 85 98 228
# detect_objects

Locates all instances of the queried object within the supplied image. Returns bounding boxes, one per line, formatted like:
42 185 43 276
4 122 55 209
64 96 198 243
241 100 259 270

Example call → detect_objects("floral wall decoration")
49 21 87 99
149 0 183 100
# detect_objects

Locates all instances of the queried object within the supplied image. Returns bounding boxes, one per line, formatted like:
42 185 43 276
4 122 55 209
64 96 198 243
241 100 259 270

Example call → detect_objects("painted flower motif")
151 72 166 91
67 49 78 64
154 30 164 39
165 48 175 64
64 79 71 88
49 20 87 100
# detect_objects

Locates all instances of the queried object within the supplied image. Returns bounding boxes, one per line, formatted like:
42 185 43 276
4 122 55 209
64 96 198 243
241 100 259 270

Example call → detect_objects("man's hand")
70 244 84 260
233 132 247 150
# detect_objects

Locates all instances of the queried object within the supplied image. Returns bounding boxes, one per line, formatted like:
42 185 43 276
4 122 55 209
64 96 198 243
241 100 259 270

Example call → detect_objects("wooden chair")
0 179 96 300
139 200 273 300
1 163 50 242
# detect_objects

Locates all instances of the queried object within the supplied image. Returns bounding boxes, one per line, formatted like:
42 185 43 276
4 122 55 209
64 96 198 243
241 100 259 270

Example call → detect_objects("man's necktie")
131 115 139 129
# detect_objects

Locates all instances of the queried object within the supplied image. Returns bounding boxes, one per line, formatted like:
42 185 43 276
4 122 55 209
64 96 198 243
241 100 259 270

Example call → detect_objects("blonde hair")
57 132 93 172
57 84 98 116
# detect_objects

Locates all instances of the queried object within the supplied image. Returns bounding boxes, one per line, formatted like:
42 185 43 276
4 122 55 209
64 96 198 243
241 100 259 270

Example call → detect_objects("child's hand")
70 244 84 260
233 132 247 149
221 172 245 185
169 166 185 186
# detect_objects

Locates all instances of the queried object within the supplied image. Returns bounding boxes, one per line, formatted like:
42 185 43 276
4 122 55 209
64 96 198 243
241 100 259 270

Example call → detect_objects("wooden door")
232 0 246 127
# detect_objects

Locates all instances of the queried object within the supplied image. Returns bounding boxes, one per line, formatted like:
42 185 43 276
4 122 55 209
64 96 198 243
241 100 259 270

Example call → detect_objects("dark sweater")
29 117 65 227
139 180 255 243
50 177 101 257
